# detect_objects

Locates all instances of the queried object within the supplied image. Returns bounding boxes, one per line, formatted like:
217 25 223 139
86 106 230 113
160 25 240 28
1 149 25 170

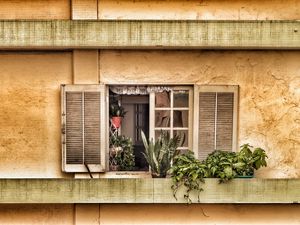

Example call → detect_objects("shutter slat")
216 93 234 151
84 92 101 164
66 92 83 164
198 92 216 160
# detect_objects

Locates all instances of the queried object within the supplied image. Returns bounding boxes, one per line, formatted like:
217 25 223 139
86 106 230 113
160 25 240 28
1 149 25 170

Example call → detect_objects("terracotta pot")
111 116 122 128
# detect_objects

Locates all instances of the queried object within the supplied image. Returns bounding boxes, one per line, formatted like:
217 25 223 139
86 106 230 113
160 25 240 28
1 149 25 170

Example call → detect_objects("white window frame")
149 86 194 151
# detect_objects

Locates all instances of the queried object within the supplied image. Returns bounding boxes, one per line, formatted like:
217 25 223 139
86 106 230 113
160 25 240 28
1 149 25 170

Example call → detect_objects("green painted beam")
0 20 299 49
0 178 299 203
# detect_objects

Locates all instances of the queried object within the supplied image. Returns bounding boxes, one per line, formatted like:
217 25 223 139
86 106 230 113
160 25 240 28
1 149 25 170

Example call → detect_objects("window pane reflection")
174 91 189 107
155 110 170 127
155 91 170 108
174 130 188 147
173 110 188 128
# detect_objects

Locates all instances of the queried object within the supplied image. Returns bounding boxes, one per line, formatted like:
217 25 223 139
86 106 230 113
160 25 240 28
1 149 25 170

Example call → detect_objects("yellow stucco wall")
1 0 299 21
1 204 300 225
98 0 300 20
99 204 300 225
0 0 70 19
0 1 299 224
0 52 73 178
0 204 74 225
100 50 300 178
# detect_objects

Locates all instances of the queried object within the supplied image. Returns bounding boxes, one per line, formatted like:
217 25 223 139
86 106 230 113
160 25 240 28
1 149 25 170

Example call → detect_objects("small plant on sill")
141 131 183 178
109 99 127 128
109 135 135 171
170 144 268 203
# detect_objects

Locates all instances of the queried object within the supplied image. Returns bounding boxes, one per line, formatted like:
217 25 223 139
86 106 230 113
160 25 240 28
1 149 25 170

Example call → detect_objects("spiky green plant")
141 131 183 178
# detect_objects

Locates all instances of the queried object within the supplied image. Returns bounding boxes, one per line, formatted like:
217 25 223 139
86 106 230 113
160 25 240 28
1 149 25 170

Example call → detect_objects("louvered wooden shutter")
61 85 106 172
194 86 238 160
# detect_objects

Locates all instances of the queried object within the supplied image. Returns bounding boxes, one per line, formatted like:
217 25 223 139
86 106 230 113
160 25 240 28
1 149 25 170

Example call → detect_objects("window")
61 84 238 173
193 85 238 160
150 87 193 152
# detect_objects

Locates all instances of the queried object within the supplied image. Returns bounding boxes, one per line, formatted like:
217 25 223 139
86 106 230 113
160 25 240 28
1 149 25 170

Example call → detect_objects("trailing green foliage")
170 144 268 203
141 131 183 178
169 151 207 203
109 135 135 171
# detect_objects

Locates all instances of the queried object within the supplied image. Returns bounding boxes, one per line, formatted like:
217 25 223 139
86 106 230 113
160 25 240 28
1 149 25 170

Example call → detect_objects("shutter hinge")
61 123 66 134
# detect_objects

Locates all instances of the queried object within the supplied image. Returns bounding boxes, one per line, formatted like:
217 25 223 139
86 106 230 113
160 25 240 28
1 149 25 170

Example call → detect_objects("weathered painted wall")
100 50 300 178
100 204 300 225
0 0 70 19
0 204 74 225
1 0 298 21
98 0 300 20
1 204 300 225
0 1 299 225
0 52 73 178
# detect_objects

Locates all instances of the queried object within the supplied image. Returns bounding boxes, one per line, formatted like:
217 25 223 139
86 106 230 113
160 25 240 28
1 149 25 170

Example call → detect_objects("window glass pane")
173 110 189 128
155 130 170 141
173 90 189 107
155 110 170 127
174 130 188 147
155 91 170 108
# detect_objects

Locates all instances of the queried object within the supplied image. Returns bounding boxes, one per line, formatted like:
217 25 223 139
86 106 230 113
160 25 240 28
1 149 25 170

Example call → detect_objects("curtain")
110 86 172 95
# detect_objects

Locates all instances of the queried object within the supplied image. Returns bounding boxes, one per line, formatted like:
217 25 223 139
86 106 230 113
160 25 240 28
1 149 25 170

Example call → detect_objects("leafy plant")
234 144 267 176
169 151 207 203
205 150 237 182
109 135 135 171
141 131 182 178
170 144 268 203
109 101 127 117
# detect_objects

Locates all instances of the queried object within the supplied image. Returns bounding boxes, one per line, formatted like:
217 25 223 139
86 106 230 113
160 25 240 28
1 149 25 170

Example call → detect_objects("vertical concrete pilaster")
73 50 99 84
71 0 98 20
71 1 100 224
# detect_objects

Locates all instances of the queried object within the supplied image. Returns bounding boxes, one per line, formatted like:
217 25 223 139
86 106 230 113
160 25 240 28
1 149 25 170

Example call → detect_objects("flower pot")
111 116 122 128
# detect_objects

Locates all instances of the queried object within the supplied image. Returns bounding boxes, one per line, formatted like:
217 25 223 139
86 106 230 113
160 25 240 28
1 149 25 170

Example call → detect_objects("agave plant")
141 131 183 178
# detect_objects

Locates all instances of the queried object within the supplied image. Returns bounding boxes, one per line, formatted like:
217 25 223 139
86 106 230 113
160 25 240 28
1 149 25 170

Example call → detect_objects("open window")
61 84 237 173
108 85 193 172
150 87 193 153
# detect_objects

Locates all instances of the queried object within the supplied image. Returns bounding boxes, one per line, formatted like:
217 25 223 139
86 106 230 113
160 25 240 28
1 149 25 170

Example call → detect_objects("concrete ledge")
0 20 299 49
0 178 299 203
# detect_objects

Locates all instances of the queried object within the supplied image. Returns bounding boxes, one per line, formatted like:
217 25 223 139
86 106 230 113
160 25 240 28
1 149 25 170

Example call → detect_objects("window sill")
75 171 152 179
0 178 299 204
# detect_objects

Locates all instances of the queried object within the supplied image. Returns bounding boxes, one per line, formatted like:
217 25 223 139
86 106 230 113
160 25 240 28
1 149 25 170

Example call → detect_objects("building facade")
0 0 300 224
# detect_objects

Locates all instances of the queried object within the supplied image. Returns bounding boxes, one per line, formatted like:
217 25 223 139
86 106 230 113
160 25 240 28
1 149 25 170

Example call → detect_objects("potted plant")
141 131 183 178
109 101 126 128
170 144 268 203
234 144 268 178
109 135 135 171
